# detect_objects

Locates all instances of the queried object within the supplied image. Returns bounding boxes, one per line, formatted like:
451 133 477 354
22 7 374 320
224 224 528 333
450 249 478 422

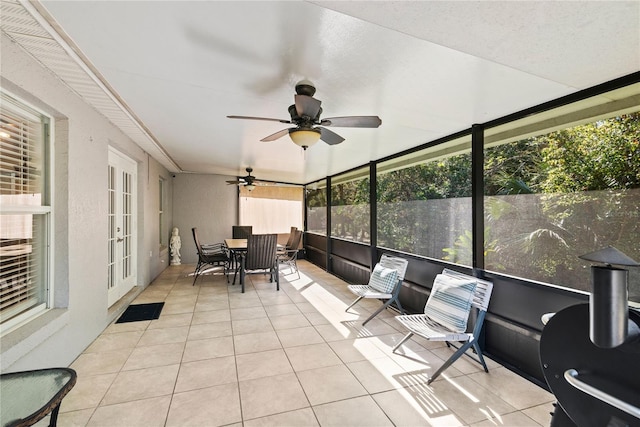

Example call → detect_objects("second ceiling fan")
228 80 382 149
225 167 268 191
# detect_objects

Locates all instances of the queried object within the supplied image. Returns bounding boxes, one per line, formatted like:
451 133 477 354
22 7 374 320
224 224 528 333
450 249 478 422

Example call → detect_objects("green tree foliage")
306 187 326 208
484 139 541 195
483 112 640 292
541 114 640 192
485 113 640 195
378 154 472 203
331 177 369 206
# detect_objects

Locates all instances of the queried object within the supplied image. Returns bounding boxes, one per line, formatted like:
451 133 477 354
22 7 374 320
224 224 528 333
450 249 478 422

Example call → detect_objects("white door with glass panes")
107 148 137 307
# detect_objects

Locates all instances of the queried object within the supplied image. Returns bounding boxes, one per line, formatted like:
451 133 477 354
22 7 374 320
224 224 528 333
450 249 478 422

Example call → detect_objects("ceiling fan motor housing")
288 104 322 126
295 80 316 97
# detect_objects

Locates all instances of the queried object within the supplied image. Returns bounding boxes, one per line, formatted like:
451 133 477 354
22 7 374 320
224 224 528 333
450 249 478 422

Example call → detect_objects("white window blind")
239 186 303 234
0 92 50 327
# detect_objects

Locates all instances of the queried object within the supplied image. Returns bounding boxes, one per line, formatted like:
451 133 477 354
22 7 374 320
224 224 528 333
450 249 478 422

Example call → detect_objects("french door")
107 148 137 307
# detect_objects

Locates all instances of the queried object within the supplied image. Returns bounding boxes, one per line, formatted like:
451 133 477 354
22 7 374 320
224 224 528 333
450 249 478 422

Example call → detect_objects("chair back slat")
245 234 277 270
442 269 493 312
379 254 409 281
233 225 253 239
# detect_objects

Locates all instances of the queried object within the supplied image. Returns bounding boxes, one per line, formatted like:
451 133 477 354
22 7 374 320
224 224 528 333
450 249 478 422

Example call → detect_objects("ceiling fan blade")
226 179 244 185
227 115 292 124
294 95 321 118
320 116 382 128
319 127 345 145
261 128 291 142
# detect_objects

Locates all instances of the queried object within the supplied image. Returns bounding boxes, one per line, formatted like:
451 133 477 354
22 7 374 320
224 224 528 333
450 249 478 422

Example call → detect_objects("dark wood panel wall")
305 233 327 270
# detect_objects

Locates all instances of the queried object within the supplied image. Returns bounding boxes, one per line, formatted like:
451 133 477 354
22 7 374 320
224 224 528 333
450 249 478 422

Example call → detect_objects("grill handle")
564 369 640 419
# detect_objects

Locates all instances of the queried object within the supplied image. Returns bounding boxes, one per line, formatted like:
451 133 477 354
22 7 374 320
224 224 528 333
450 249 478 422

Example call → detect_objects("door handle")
117 237 124 242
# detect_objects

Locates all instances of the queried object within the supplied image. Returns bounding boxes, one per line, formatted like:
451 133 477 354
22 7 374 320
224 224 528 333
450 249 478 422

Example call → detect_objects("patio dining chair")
278 228 302 273
345 254 409 326
232 225 253 239
239 233 279 293
393 268 493 384
284 226 298 249
192 227 229 285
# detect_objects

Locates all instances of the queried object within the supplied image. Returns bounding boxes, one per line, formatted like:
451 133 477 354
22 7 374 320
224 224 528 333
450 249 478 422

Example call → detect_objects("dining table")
224 238 248 252
0 367 77 427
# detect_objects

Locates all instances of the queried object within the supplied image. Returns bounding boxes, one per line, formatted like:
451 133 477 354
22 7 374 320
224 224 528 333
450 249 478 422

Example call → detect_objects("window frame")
0 89 54 333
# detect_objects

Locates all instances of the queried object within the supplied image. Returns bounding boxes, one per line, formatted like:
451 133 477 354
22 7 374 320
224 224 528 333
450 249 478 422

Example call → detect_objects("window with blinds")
0 91 50 328
239 185 303 234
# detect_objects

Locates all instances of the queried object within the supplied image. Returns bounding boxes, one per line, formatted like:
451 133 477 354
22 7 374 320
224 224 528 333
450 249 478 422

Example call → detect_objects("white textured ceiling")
7 1 640 183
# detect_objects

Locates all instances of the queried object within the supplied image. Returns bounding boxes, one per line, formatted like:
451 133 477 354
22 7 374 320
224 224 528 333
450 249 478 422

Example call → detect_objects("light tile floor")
57 261 555 426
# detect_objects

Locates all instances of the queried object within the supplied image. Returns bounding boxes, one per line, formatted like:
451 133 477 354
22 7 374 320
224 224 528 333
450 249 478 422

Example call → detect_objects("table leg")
232 252 240 285
48 403 61 427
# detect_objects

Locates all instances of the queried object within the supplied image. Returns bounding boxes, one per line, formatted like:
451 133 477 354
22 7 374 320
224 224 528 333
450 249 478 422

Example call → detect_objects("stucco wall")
1 33 172 371
172 174 238 265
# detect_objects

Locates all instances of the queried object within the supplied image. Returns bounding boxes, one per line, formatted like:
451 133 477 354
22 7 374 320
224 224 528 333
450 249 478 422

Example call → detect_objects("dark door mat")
116 302 164 323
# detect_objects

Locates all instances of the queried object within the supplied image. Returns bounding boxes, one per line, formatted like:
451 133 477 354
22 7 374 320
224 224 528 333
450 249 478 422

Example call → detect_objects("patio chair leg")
345 296 364 312
240 259 246 293
473 341 489 372
232 253 240 285
362 297 396 326
427 339 474 385
392 332 414 353
192 261 202 286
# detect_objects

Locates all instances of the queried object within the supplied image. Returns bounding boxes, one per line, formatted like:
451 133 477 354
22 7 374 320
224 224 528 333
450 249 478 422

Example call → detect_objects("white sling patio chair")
393 268 493 384
345 254 409 326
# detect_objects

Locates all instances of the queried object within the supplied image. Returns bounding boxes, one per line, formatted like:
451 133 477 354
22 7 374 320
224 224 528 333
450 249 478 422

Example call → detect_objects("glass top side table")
0 367 77 427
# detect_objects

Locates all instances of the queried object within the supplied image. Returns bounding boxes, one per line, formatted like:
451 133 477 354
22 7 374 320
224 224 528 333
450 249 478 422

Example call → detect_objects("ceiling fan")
228 80 382 149
225 167 268 191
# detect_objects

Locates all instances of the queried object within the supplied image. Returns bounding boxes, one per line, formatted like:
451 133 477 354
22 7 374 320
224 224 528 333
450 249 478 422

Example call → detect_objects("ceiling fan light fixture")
289 128 321 150
245 184 256 191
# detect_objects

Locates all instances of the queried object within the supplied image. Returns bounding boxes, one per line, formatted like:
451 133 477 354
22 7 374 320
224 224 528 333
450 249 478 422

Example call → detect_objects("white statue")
170 227 181 265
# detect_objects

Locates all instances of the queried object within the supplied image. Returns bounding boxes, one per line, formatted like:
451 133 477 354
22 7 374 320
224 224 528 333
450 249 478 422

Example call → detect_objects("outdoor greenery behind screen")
307 112 640 301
